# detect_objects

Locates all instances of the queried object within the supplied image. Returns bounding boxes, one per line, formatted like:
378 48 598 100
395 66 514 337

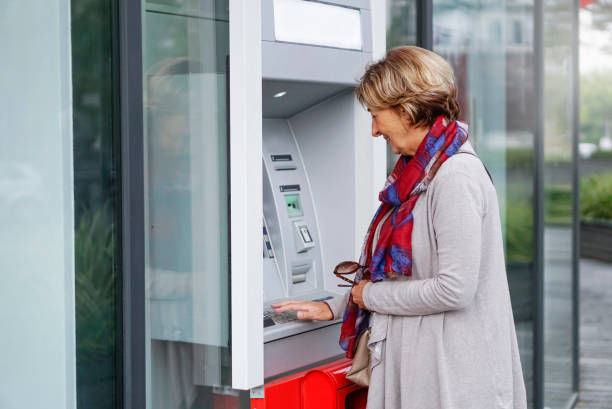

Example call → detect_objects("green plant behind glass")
581 173 612 221
545 184 572 225
74 203 117 368
506 201 534 264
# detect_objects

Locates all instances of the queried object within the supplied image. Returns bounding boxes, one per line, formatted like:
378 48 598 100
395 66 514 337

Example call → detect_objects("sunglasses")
333 261 369 287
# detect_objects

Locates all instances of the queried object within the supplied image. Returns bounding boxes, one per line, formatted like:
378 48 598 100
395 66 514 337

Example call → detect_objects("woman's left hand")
351 280 370 309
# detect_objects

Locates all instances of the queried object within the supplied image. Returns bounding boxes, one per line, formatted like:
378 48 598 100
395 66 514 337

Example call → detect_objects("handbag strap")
455 151 494 185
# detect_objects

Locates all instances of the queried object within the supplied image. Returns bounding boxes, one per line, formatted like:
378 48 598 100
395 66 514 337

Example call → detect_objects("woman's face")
368 106 429 156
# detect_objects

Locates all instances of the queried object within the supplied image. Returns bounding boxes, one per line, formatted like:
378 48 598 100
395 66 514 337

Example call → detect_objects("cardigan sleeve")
361 170 485 316
324 290 350 320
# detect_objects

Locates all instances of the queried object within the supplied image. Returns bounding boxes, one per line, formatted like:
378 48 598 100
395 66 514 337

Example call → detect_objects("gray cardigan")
327 141 527 409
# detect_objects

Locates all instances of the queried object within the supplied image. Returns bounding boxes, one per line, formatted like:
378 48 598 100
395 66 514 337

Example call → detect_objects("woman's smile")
368 107 430 156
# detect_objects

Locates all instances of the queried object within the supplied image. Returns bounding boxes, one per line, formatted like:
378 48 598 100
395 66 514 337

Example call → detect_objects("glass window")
386 0 417 174
513 21 523 44
543 0 576 406
387 0 417 48
433 0 537 406
143 1 246 407
71 0 123 408
489 20 503 44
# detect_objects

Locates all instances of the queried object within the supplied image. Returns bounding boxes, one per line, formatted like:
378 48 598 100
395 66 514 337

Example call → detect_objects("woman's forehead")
367 106 392 115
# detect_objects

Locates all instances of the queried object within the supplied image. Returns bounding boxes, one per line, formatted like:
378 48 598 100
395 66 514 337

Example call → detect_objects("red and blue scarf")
339 115 469 357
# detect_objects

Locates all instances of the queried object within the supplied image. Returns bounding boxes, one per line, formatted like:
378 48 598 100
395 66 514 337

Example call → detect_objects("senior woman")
272 46 527 409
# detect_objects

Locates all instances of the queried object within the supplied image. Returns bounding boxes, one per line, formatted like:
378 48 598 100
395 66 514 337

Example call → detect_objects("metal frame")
111 0 125 407
533 0 545 406
534 0 581 407
571 0 581 401
416 0 433 50
118 0 146 407
535 0 581 407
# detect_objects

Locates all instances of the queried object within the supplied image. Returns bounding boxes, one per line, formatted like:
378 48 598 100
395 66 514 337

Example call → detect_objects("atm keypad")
264 308 299 327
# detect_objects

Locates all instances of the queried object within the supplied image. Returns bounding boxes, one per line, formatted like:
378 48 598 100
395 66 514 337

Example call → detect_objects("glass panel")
432 1 536 406
579 0 612 224
386 0 417 48
71 0 122 408
143 1 245 408
578 4 612 407
0 1 76 407
386 0 417 174
543 0 575 406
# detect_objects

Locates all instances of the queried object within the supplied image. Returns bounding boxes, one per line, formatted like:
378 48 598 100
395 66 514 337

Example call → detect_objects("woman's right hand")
270 300 333 321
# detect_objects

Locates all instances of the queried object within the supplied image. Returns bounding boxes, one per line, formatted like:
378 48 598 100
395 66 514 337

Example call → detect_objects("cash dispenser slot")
292 273 306 284
274 165 297 171
291 263 311 284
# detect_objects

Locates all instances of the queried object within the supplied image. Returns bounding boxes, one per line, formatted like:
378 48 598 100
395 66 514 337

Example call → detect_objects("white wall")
0 1 75 409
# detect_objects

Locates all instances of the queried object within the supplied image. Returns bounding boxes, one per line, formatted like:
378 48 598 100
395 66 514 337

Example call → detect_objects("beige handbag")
345 327 371 387
345 208 390 387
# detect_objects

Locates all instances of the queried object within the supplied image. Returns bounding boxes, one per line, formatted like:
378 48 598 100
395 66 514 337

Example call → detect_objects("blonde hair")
355 46 460 128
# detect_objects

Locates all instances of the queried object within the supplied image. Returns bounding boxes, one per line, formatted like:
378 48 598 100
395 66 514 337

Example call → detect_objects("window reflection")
143 3 235 408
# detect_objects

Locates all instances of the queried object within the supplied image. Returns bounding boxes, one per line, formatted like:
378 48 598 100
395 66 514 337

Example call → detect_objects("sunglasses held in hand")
333 261 369 287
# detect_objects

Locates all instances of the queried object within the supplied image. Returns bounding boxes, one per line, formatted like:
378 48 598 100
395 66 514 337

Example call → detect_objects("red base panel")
253 358 368 409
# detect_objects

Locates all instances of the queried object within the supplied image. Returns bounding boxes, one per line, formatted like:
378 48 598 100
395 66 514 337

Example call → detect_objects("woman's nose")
371 122 380 138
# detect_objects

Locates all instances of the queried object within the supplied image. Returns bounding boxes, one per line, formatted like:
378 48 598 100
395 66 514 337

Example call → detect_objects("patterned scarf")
339 115 469 357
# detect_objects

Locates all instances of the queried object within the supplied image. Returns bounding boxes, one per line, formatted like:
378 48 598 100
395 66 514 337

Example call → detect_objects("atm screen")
284 194 303 218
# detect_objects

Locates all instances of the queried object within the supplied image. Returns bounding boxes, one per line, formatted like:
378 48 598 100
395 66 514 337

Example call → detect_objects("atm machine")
259 0 378 383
